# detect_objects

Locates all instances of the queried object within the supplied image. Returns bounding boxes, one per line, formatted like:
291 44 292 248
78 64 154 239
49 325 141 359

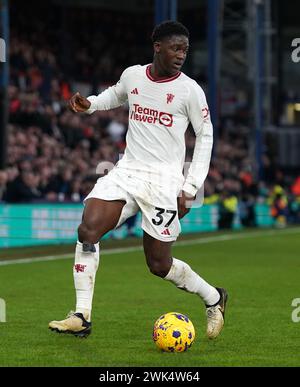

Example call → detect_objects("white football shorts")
84 168 181 242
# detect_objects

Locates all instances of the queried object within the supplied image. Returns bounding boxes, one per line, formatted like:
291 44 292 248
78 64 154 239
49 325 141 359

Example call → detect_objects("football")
152 312 195 352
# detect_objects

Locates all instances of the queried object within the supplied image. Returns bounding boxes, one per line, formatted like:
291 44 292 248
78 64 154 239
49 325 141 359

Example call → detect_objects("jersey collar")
146 64 181 83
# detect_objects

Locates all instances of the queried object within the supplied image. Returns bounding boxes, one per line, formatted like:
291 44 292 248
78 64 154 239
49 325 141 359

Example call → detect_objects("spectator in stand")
0 171 8 201
239 193 256 228
218 191 238 230
5 170 41 203
287 193 300 224
291 176 300 197
270 186 288 228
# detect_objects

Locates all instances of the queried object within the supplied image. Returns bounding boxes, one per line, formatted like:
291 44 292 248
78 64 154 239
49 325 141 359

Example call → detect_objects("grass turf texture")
0 228 299 367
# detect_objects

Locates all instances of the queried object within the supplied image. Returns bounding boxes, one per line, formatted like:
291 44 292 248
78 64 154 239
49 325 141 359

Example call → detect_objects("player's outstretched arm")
70 67 133 114
69 92 91 113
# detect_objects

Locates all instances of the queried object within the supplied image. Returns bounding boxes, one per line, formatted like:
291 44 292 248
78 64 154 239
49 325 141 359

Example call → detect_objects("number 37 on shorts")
146 206 181 241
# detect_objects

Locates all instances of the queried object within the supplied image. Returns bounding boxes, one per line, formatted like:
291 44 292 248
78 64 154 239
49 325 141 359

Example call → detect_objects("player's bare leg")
49 198 125 337
143 232 174 277
143 232 228 339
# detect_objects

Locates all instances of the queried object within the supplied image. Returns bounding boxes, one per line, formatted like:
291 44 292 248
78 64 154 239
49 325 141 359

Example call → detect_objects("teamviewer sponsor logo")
159 112 173 127
130 103 173 127
0 38 6 63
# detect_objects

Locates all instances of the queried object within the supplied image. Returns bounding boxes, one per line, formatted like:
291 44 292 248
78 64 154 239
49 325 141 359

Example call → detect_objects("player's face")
154 35 189 76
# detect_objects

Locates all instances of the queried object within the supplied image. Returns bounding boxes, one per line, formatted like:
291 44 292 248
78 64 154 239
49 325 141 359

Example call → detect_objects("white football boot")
206 287 228 339
49 311 91 338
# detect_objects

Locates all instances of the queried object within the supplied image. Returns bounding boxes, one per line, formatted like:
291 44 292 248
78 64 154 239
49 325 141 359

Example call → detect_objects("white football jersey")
86 64 213 197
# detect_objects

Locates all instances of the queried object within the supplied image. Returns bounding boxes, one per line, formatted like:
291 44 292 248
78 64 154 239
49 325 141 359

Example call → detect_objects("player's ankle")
76 308 91 322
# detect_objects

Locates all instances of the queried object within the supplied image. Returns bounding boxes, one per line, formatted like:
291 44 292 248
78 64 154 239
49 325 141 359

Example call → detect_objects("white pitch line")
0 227 299 267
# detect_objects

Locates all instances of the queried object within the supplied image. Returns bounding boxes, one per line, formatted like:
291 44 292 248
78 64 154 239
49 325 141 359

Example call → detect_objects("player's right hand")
69 92 91 113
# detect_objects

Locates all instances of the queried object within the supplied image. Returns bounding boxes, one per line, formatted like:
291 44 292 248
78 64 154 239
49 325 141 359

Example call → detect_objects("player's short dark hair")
151 20 189 43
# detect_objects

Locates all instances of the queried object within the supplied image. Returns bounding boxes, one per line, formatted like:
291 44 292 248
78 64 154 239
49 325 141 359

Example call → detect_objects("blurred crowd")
1 4 300 229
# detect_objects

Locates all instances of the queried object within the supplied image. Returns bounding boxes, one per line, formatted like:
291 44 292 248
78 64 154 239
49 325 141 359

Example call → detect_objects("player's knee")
78 222 99 244
146 254 172 278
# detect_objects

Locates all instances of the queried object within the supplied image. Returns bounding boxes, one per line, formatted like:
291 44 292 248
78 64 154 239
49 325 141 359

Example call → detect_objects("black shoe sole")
49 327 91 338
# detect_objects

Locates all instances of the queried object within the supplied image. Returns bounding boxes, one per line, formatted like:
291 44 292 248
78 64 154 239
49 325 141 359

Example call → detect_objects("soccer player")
49 21 228 339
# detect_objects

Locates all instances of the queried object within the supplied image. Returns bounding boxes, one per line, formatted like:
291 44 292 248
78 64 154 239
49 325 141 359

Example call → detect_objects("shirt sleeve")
85 68 130 114
182 82 213 197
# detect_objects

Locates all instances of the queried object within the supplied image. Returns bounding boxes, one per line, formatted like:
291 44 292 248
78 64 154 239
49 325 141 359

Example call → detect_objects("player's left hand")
177 191 196 219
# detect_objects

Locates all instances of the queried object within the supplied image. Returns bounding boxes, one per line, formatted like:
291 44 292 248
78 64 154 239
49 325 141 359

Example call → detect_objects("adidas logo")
131 88 139 95
161 229 171 236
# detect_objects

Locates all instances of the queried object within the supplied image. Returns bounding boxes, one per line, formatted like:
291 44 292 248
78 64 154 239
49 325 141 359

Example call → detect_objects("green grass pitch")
0 228 299 367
